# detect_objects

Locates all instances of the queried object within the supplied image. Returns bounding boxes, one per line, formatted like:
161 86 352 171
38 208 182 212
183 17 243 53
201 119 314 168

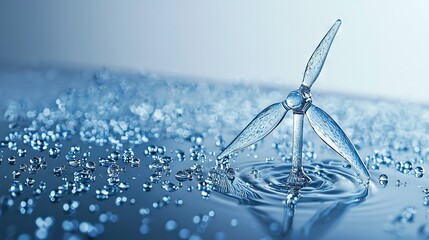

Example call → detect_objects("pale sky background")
0 1 428 103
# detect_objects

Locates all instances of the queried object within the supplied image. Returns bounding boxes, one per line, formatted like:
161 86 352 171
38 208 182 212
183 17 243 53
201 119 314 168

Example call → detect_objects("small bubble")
230 218 238 227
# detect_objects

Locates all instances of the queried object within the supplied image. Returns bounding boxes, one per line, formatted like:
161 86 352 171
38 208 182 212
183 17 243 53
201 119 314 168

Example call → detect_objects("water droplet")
68 159 81 168
192 215 201 224
190 134 204 145
165 220 178 231
95 189 109 200
71 145 81 154
63 200 80 214
85 161 96 171
8 156 16 165
282 190 300 206
48 147 60 158
122 148 134 163
12 170 21 179
107 164 121 177
130 158 141 167
147 145 158 155
179 228 191 239
19 164 27 172
175 199 184 207
138 223 150 235
395 180 401 187
143 181 153 192
149 174 161 183
160 156 173 164
175 170 193 182
19 198 35 215
251 169 259 178
89 204 100 213
99 157 115 167
175 149 185 161
139 208 150 216
230 218 238 227
415 166 424 178
209 211 215 217
115 196 127 206
403 161 413 173
395 161 403 172
17 148 27 157
379 174 388 187
162 182 179 192
25 178 35 187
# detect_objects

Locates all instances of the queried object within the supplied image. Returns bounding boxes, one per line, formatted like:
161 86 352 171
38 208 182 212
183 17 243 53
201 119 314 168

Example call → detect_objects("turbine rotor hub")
285 87 312 112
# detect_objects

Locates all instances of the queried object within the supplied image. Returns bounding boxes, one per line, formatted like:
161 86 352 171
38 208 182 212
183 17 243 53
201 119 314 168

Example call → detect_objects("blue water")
0 68 428 240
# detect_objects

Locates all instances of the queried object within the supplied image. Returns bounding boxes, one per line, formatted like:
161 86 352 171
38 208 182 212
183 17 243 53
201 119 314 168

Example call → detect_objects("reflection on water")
211 158 370 239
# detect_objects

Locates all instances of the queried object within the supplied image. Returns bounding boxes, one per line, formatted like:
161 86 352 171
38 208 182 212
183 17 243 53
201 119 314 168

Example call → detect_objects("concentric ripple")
212 159 369 207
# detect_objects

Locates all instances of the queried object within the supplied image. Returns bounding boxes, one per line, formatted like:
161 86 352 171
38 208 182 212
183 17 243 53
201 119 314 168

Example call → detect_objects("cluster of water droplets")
2 69 429 239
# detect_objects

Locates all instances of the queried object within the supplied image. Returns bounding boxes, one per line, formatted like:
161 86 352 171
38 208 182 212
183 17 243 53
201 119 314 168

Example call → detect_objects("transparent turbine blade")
306 104 370 181
302 19 341 89
217 102 289 159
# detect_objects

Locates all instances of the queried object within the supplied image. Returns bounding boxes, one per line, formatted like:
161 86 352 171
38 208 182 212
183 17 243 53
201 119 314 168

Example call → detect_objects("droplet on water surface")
379 174 388 187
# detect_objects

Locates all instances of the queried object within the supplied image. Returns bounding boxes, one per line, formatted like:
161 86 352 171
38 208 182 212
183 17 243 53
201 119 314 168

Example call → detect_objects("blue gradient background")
0 1 428 102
